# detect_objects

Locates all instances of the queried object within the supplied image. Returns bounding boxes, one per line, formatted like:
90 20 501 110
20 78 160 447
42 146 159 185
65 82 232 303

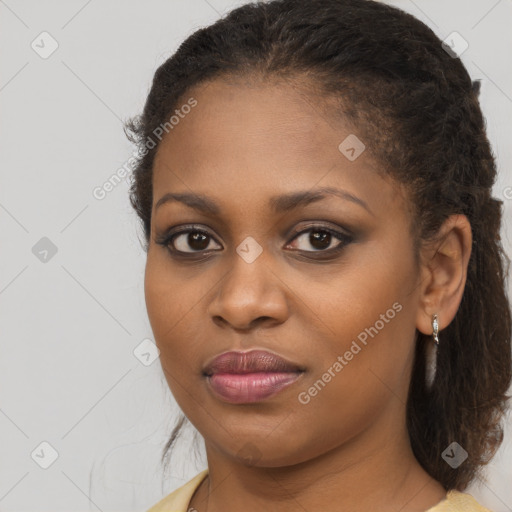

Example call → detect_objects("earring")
425 313 439 388
432 314 439 345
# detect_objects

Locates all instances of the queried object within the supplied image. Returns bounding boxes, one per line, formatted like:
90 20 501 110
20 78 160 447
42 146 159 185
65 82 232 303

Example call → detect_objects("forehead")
152 77 405 217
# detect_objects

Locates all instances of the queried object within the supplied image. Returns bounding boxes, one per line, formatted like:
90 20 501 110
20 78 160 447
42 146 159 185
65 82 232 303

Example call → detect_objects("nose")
207 250 289 331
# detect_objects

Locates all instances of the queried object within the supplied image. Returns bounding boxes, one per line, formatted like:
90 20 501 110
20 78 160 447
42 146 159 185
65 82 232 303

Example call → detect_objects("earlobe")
415 214 472 337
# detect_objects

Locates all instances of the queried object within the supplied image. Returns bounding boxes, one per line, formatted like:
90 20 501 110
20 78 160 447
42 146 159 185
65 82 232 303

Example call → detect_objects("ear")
415 214 473 338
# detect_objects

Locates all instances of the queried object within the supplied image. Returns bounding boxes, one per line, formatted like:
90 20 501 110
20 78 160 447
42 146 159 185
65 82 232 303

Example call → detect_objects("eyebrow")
154 186 373 216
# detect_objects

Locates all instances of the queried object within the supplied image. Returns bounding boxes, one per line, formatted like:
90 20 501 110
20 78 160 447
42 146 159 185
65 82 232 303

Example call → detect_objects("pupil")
189 232 209 250
310 231 330 249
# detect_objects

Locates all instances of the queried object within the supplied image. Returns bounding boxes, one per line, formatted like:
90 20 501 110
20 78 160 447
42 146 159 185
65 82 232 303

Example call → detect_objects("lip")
202 349 304 375
203 349 305 404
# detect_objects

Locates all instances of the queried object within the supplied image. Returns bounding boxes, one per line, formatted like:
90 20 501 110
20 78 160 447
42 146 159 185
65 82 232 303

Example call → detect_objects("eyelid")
286 220 353 239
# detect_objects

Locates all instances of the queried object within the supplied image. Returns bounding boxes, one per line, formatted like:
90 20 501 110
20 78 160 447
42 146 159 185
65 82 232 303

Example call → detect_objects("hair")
124 0 512 492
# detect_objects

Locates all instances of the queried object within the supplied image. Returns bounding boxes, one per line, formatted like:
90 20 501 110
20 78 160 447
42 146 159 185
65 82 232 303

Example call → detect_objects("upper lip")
202 349 305 376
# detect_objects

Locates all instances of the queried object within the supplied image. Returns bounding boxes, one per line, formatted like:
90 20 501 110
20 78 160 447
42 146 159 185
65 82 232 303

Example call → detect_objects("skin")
145 75 472 512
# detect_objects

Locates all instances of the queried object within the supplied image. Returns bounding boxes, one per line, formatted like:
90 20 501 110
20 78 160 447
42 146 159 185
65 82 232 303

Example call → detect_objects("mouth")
203 349 305 375
202 349 305 404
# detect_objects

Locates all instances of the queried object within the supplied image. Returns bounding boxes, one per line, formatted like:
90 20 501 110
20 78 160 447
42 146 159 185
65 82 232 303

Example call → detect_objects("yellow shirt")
146 469 492 512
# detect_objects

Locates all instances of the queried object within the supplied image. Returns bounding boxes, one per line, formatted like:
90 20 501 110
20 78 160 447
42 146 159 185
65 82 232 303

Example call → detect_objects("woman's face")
145 76 425 467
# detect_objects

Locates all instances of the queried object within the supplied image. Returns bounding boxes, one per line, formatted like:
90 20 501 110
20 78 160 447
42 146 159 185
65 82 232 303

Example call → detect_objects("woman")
124 0 511 510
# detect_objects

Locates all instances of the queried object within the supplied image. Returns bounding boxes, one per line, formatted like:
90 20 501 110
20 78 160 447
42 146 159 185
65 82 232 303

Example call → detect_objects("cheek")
144 254 192 364
289 299 414 460
300 244 417 400
144 265 200 411
143 251 213 380
144 255 175 337
144 250 197 334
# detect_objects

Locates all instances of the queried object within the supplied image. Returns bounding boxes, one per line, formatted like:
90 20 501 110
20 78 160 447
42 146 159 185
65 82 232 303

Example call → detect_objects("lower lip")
206 371 303 404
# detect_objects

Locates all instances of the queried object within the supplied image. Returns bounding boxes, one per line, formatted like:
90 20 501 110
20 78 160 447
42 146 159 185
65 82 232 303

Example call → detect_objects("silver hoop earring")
432 314 440 345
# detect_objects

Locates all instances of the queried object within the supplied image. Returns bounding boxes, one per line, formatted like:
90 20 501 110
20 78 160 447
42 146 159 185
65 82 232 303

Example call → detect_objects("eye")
155 226 222 255
155 223 353 258
285 226 352 253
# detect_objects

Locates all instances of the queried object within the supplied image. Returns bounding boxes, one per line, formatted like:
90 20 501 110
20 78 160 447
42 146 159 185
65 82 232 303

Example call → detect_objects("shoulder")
146 469 209 512
426 490 493 512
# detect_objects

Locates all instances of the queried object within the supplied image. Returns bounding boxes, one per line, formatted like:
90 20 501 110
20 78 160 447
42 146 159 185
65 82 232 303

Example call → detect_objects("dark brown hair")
124 0 512 491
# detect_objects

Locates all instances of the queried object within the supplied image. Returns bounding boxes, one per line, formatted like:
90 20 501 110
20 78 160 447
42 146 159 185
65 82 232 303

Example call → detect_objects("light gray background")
1 0 511 511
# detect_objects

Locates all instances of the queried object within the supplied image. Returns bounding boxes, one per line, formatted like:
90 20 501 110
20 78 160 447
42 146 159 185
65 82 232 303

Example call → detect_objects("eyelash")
154 223 353 260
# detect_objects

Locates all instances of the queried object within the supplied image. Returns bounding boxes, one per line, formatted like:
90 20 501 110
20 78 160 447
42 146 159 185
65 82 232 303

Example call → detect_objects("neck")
190 417 446 512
